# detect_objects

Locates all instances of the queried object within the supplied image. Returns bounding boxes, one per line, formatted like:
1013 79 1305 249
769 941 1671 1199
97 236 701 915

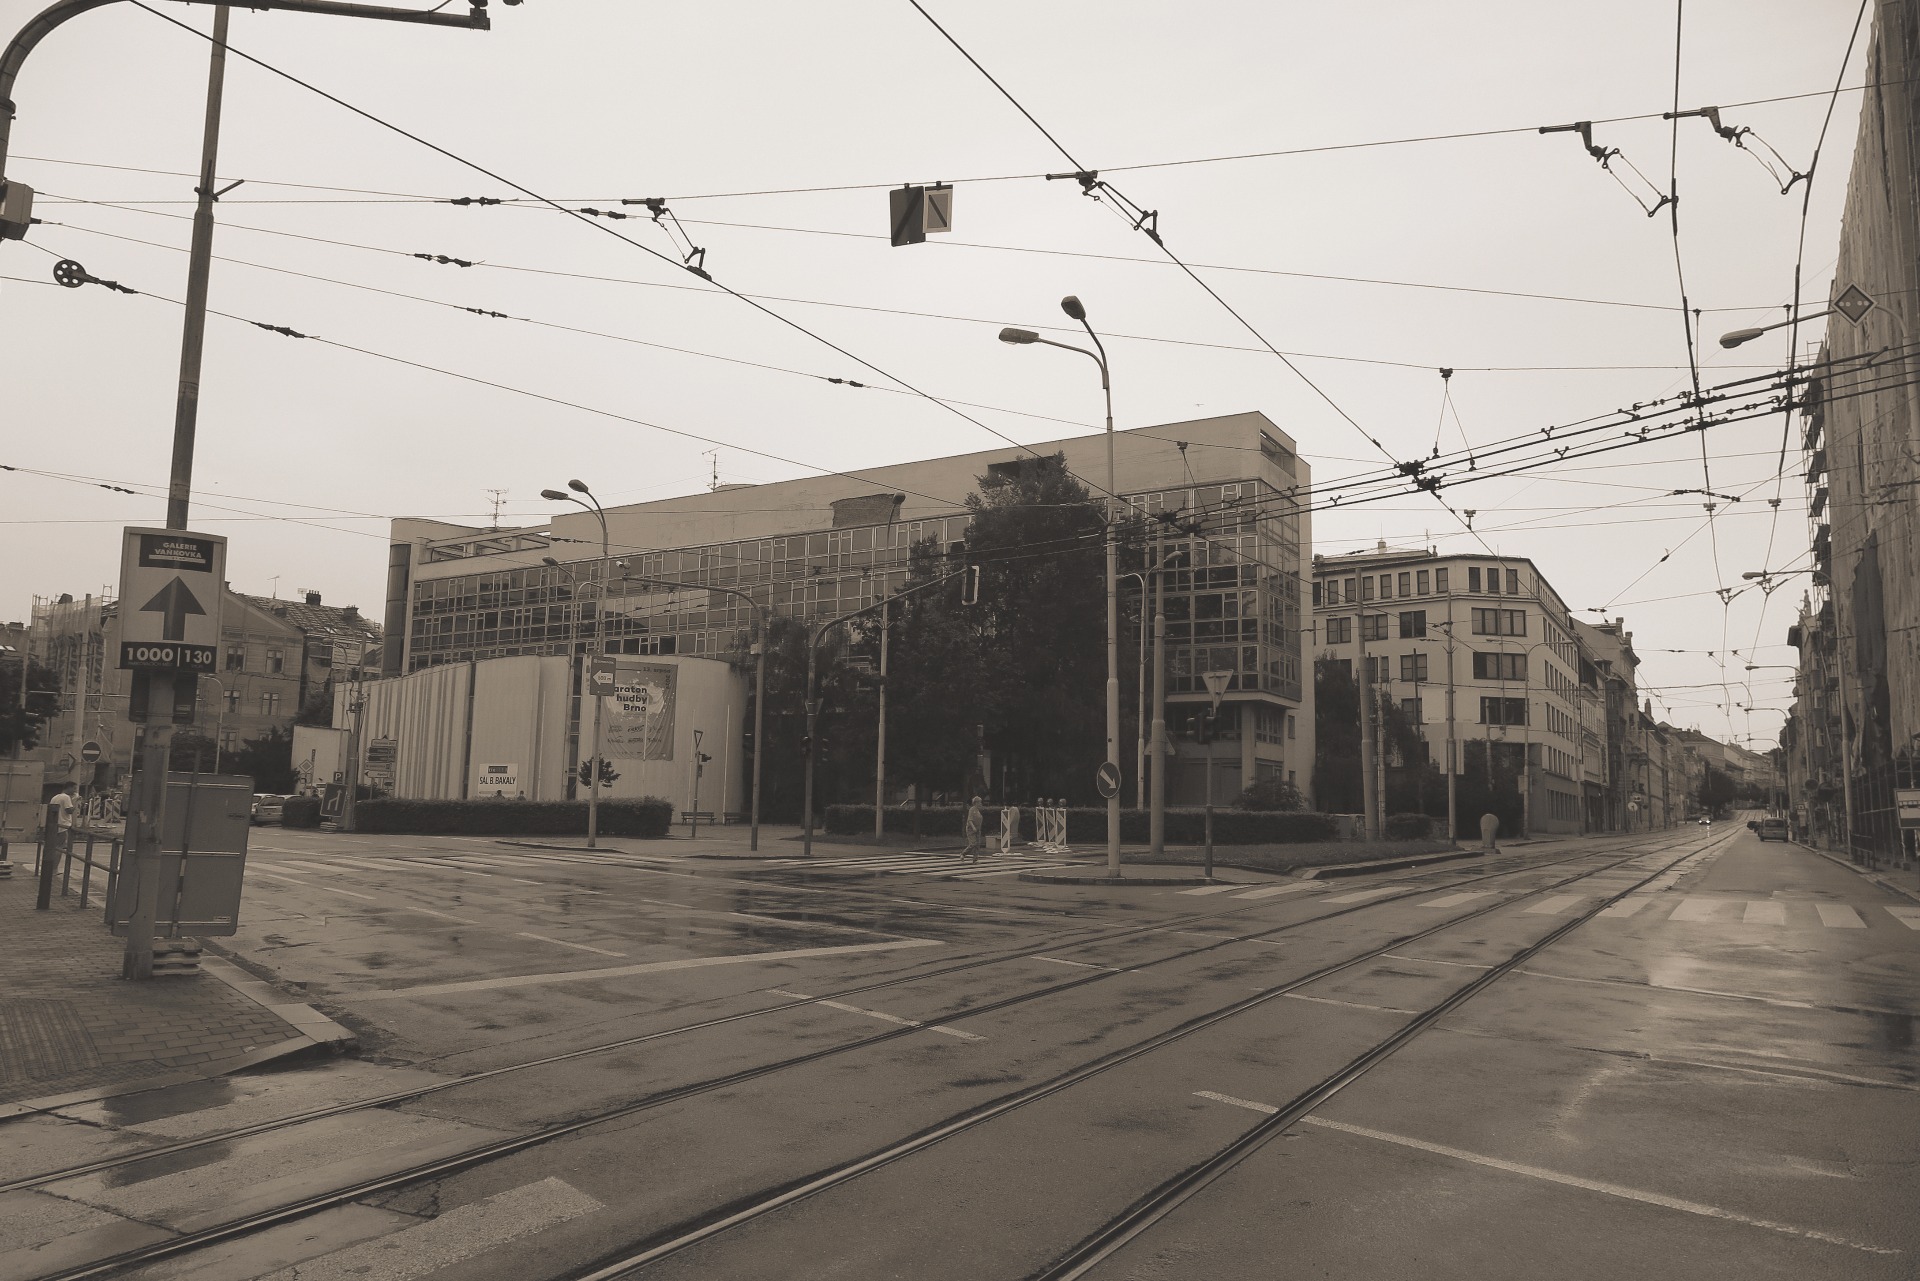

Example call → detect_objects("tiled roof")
235 594 383 640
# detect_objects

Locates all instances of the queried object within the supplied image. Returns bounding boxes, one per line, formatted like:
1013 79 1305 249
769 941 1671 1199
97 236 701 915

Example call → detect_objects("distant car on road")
1757 817 1788 841
250 794 288 825
1697 816 1711 825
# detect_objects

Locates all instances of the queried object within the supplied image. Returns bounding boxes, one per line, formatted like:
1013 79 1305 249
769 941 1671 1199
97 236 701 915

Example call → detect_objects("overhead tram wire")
17 77 1918 206
40 195 1768 374
124 3 1275 586
1752 0 1872 663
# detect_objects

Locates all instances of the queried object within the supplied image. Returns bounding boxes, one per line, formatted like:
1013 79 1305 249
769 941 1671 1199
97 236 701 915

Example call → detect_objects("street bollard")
78 832 96 910
35 805 60 910
0 835 11 880
103 838 122 926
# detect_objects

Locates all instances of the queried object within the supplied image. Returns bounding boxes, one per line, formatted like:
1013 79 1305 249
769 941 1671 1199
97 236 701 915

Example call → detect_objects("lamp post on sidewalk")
543 481 610 847
1000 297 1123 877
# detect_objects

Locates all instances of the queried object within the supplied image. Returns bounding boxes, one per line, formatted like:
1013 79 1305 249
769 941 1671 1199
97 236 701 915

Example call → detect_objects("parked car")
1757 817 1788 842
250 794 288 825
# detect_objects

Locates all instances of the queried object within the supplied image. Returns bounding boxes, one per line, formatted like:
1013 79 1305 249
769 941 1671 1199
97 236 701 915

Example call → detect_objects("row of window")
220 690 283 716
1314 563 1528 608
225 645 285 673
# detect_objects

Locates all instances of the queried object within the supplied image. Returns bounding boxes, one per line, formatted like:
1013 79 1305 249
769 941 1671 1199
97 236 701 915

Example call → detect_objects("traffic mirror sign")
119 528 224 671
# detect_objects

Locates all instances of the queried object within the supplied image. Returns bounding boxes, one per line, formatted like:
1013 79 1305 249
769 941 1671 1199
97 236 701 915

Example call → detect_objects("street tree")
0 659 59 756
885 453 1120 804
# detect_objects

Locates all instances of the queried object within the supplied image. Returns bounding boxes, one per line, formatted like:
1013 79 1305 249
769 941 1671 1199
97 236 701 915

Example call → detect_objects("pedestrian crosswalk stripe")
1814 904 1866 929
1742 901 1786 925
1599 897 1650 917
1416 891 1494 909
1888 906 1920 930
1179 884 1244 896
1233 883 1321 900
1523 894 1584 915
275 860 342 874
1322 887 1404 904
255 1177 601 1281
945 862 1077 879
1667 897 1728 922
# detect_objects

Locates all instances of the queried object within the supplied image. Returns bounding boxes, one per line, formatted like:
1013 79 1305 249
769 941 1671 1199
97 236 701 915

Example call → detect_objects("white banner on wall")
604 662 676 760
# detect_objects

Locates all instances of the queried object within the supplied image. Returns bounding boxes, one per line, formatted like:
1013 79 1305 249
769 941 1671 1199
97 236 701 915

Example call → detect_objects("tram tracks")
3 837 1651 1201
22 830 1715 1280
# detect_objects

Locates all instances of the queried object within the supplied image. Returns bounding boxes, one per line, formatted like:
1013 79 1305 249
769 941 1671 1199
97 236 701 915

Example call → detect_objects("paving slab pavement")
0 872 354 1114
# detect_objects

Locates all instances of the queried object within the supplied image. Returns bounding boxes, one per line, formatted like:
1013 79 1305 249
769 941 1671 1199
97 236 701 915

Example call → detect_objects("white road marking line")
249 872 379 901
255 1176 602 1281
274 861 342 874
1178 884 1243 895
1523 894 1584 915
1815 904 1866 929
945 862 1078 879
1742 900 1787 925
1194 1089 1279 1115
398 906 480 925
1667 897 1732 922
515 932 627 958
1322 887 1403 904
431 859 546 885
1233 883 1321 900
1887 906 1920 930
351 939 942 1001
769 990 984 1040
1033 955 1126 972
1598 897 1651 918
1381 953 1493 970
253 864 312 876
1300 1116 1897 1255
1284 993 1417 1015
1415 891 1494 909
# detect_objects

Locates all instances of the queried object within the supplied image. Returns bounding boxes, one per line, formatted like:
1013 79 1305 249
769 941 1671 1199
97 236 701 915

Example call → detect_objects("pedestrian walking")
1479 810 1500 852
962 795 984 864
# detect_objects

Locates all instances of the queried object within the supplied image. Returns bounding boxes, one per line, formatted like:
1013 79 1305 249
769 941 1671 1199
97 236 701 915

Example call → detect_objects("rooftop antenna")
486 488 507 530
703 449 721 491
268 575 281 599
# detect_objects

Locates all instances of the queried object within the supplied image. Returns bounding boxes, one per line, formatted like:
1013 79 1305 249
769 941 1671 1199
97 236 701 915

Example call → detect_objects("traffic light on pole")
962 564 981 605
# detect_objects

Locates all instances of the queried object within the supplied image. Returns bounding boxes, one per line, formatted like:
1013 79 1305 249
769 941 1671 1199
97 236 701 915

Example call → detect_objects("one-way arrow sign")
141 577 206 641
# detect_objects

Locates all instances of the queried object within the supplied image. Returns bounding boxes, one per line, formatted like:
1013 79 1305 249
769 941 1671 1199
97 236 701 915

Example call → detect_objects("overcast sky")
0 0 1873 750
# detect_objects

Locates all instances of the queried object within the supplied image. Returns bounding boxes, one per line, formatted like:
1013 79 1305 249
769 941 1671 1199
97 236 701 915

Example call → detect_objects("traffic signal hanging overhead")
889 184 953 247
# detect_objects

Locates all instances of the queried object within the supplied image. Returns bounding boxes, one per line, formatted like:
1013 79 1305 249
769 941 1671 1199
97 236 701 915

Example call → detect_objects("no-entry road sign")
118 528 225 672
80 741 102 763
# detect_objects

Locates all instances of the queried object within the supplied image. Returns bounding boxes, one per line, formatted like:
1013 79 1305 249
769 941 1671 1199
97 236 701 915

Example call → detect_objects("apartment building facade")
1310 545 1597 834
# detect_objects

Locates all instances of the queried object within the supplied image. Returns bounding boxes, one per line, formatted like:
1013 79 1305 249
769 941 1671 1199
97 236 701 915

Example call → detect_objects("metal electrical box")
111 772 254 939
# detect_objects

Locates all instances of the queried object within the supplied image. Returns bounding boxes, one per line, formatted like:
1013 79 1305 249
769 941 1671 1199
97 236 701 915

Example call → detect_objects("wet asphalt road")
1 819 1913 1280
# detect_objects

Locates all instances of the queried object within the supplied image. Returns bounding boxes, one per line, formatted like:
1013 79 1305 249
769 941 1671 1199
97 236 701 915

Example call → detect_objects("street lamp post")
1120 571 1149 811
615 566 771 852
1000 297 1123 877
543 482 609 847
802 571 964 859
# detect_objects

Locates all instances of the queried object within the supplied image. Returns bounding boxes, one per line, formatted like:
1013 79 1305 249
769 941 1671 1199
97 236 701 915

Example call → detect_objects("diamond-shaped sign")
1833 284 1875 326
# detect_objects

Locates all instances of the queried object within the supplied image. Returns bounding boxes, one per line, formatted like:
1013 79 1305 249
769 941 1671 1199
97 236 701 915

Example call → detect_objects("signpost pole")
1201 671 1232 881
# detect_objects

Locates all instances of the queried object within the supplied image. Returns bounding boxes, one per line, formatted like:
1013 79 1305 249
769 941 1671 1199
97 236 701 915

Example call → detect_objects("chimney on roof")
305 591 322 606
343 605 359 619
1376 539 1388 551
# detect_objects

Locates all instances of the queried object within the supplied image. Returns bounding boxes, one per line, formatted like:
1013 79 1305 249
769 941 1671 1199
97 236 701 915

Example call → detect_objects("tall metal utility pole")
166 4 229 528
1356 611 1377 841
873 599 889 839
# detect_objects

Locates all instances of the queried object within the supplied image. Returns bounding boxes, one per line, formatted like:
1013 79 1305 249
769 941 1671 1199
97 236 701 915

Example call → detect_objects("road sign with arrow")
118 527 224 672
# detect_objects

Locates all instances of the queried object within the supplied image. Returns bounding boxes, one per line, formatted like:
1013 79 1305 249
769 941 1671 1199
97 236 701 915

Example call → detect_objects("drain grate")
0 998 101 1084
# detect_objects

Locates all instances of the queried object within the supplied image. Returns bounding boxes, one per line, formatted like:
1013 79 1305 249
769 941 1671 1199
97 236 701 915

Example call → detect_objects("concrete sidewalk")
0 870 353 1115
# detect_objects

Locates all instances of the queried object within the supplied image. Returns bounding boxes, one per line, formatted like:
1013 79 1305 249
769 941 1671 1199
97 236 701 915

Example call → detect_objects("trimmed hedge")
281 795 323 829
1383 812 1433 840
353 797 673 838
823 804 1338 845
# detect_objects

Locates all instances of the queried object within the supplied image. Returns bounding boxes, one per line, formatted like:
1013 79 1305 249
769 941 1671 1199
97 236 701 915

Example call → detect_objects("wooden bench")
679 811 716 825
